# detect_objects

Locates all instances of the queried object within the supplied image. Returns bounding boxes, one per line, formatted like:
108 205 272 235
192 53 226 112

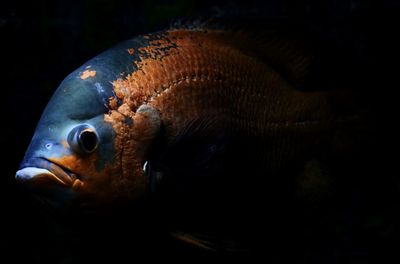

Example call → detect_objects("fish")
15 18 358 250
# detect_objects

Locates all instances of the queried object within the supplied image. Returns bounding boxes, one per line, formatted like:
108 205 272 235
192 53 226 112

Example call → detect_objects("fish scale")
131 29 332 140
106 29 333 177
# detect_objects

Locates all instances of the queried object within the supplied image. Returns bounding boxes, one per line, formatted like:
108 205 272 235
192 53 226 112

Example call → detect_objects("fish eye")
68 124 99 154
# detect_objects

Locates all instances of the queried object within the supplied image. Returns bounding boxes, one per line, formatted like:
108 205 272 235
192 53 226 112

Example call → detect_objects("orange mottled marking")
107 29 330 133
80 69 97 79
48 155 98 181
47 154 121 201
48 131 146 203
101 28 334 201
127 48 135 55
108 97 119 109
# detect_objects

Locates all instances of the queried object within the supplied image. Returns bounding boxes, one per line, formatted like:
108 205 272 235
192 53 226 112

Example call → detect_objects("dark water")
1 0 398 263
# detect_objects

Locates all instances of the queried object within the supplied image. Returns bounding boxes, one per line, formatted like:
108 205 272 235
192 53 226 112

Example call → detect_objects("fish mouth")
16 157 84 190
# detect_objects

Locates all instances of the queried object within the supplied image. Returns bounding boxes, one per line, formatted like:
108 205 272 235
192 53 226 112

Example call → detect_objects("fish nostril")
45 143 52 149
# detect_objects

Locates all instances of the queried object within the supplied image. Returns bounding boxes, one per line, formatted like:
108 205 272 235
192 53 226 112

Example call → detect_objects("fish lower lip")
16 158 79 187
16 167 70 187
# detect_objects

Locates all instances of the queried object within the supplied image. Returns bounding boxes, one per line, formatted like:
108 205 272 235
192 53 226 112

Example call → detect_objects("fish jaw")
16 167 70 187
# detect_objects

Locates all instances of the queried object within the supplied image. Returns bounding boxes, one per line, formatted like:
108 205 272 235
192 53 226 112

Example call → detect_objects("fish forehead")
37 31 181 122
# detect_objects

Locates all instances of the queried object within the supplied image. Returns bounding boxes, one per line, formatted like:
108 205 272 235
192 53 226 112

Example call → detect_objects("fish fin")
143 161 163 194
170 231 217 251
148 116 228 193
170 231 248 253
297 158 332 202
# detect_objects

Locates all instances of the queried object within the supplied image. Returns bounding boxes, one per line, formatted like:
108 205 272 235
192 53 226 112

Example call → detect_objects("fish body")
16 20 347 212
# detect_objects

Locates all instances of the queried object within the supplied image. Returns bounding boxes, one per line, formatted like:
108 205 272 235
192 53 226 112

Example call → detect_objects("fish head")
15 62 160 210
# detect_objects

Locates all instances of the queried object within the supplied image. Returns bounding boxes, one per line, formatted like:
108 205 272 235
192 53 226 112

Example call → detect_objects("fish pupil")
79 130 98 153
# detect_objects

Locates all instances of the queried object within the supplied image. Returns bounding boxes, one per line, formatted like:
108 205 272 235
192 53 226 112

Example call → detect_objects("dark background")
1 0 398 263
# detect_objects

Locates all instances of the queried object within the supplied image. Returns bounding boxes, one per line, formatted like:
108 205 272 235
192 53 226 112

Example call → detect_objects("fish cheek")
82 160 122 202
47 154 102 183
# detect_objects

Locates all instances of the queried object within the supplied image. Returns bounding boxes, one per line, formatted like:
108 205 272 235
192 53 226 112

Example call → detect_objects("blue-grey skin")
15 35 163 207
